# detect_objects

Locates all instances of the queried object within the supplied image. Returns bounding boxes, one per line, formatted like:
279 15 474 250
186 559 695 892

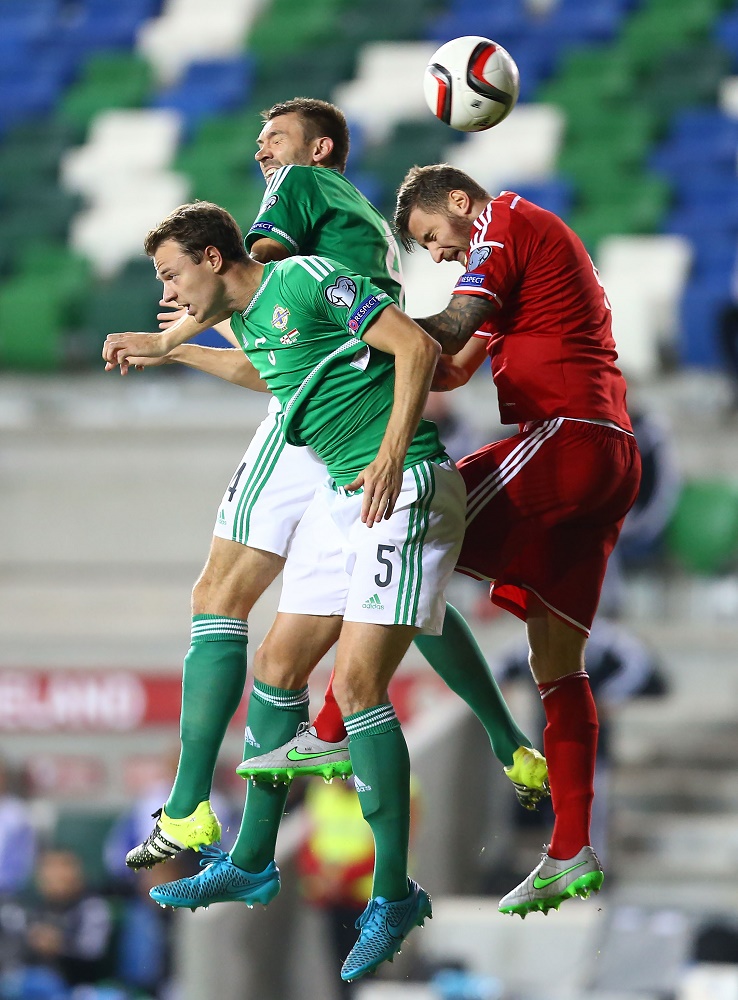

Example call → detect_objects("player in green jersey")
103 100 547 871
107 200 466 980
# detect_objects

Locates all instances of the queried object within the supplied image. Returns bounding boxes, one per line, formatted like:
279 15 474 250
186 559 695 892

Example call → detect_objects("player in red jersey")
392 163 641 916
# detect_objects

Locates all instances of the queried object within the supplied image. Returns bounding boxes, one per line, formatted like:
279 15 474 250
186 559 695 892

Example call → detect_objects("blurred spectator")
103 754 236 885
0 758 37 897
114 866 180 1000
297 777 375 995
423 392 488 463
692 913 738 964
0 849 116 999
600 406 681 615
491 615 668 878
297 776 420 996
718 298 738 413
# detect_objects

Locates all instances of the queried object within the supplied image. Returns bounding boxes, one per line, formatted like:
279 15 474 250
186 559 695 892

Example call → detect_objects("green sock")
229 680 309 873
345 704 410 902
414 603 531 767
166 615 249 818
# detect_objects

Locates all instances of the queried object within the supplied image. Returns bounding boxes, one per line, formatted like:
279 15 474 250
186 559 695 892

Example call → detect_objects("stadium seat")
247 44 358 110
510 179 575 219
0 276 65 370
418 897 601 994
677 280 732 367
360 118 455 216
58 51 154 129
63 4 155 58
70 177 190 278
446 103 565 195
249 0 345 57
61 107 183 197
666 478 738 575
153 56 255 136
333 42 438 143
137 0 262 85
426 1 529 48
597 234 693 378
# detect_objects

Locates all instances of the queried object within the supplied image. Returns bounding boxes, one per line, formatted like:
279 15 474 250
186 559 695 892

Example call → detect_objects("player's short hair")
394 164 490 252
262 98 350 172
144 201 249 264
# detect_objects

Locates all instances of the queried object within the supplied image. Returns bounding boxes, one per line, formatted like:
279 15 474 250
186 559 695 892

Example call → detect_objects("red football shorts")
456 417 641 635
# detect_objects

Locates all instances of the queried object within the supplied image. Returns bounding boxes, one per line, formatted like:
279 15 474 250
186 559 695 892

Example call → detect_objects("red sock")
311 670 347 742
538 670 598 859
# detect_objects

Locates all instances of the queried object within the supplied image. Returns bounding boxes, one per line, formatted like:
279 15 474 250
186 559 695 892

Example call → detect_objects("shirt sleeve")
245 165 319 256
309 266 394 339
452 196 521 308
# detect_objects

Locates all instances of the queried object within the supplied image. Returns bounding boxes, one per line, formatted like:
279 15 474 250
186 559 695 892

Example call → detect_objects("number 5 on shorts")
375 544 396 587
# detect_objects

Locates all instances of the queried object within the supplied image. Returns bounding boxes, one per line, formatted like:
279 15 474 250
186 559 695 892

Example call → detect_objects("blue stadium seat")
535 2 623 45
678 278 732 367
715 10 738 68
665 206 738 239
0 6 58 48
425 1 529 46
64 5 153 57
663 170 738 213
345 170 384 210
0 74 64 135
152 57 254 136
686 234 738 281
509 179 575 220
511 38 558 101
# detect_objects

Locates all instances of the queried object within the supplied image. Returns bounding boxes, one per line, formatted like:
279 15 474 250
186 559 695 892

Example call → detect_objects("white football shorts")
278 458 466 634
213 399 327 557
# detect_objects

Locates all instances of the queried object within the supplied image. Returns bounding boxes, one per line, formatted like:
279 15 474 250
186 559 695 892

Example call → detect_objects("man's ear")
448 188 472 216
313 135 334 165
205 245 225 272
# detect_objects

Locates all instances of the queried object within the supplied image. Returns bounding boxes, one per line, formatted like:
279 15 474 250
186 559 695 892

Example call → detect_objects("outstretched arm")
122 345 269 391
102 307 232 373
415 294 496 355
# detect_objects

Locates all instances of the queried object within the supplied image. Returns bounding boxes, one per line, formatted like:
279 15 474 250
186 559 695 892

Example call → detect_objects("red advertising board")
0 667 448 732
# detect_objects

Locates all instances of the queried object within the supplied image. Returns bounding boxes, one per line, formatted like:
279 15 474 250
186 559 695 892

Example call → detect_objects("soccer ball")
423 35 520 132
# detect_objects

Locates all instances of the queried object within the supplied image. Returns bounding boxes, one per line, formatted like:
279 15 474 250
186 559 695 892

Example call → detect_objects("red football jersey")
453 192 632 430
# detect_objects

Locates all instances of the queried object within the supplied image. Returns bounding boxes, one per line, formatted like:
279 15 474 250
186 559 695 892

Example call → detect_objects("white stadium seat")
596 234 693 379
333 42 438 143
444 102 566 193
137 0 262 85
61 109 182 195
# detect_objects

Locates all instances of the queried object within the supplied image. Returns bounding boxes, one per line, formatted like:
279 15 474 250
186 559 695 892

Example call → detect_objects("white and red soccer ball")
424 35 520 132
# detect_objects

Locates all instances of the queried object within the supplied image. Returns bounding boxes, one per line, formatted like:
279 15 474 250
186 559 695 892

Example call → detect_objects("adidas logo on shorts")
362 593 385 610
354 776 372 793
217 509 227 526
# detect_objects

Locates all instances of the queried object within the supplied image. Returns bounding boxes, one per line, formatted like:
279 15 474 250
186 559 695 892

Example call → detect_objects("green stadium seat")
59 52 153 130
665 479 738 575
360 119 453 215
0 276 65 370
248 0 344 57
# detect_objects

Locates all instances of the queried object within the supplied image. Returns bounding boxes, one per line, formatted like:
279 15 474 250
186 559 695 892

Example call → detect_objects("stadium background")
2 0 738 997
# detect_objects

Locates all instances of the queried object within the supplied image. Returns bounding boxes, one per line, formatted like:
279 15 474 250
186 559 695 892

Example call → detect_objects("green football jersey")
246 164 404 308
230 254 443 485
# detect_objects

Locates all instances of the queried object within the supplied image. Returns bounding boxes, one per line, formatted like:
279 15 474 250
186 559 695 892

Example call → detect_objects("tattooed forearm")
416 295 496 354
